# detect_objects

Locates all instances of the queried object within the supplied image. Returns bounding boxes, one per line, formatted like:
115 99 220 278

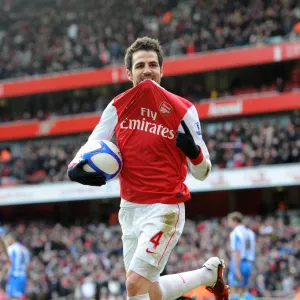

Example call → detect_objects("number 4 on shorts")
150 231 163 249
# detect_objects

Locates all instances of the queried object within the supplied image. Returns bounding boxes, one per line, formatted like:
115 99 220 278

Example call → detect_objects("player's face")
127 50 163 86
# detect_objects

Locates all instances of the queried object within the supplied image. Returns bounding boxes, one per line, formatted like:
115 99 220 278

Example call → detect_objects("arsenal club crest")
159 101 173 116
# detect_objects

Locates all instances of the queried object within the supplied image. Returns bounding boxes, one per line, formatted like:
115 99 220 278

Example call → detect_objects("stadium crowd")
0 214 298 299
2 75 299 123
0 114 299 187
0 0 300 79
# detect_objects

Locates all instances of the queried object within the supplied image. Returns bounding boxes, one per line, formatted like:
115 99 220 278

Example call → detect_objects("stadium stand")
0 215 298 299
0 0 299 79
0 1 300 299
1 77 299 122
0 114 299 186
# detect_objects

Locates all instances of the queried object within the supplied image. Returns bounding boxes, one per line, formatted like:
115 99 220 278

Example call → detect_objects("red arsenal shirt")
70 80 211 204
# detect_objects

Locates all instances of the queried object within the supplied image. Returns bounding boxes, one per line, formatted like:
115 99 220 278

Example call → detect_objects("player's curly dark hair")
124 37 163 72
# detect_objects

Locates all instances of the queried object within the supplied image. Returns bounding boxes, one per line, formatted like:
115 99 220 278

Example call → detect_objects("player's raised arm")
176 105 211 181
67 100 118 186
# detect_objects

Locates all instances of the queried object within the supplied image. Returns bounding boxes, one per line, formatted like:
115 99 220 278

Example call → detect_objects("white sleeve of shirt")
7 245 13 259
88 100 118 141
230 232 235 251
180 105 211 181
69 101 118 166
230 230 241 252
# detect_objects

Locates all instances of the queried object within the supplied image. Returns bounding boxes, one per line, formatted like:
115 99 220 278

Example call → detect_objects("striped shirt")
8 242 30 277
230 224 256 262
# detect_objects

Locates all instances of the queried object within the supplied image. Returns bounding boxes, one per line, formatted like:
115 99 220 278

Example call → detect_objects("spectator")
0 0 299 80
1 114 299 186
2 76 299 123
0 215 298 299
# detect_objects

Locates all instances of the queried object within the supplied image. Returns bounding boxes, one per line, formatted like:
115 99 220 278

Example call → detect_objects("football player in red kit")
68 37 229 300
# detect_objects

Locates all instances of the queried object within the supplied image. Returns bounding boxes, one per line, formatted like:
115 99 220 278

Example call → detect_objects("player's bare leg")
149 282 163 299
126 270 152 299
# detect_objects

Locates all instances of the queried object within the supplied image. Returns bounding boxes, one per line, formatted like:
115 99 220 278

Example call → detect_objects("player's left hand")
176 120 200 159
68 160 106 186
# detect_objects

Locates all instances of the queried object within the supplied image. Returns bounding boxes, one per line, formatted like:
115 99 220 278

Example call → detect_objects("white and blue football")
80 140 122 181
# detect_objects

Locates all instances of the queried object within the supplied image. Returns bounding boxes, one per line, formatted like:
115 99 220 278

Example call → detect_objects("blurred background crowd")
0 114 299 186
0 0 300 79
0 215 298 299
0 0 300 299
1 74 299 123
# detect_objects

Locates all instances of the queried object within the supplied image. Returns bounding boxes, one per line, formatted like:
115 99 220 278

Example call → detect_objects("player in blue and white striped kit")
227 212 256 300
4 233 30 300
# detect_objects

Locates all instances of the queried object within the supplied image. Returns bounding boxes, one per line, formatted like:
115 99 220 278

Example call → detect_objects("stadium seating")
0 0 299 79
2 78 298 123
1 2 299 299
0 215 298 299
1 114 299 186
